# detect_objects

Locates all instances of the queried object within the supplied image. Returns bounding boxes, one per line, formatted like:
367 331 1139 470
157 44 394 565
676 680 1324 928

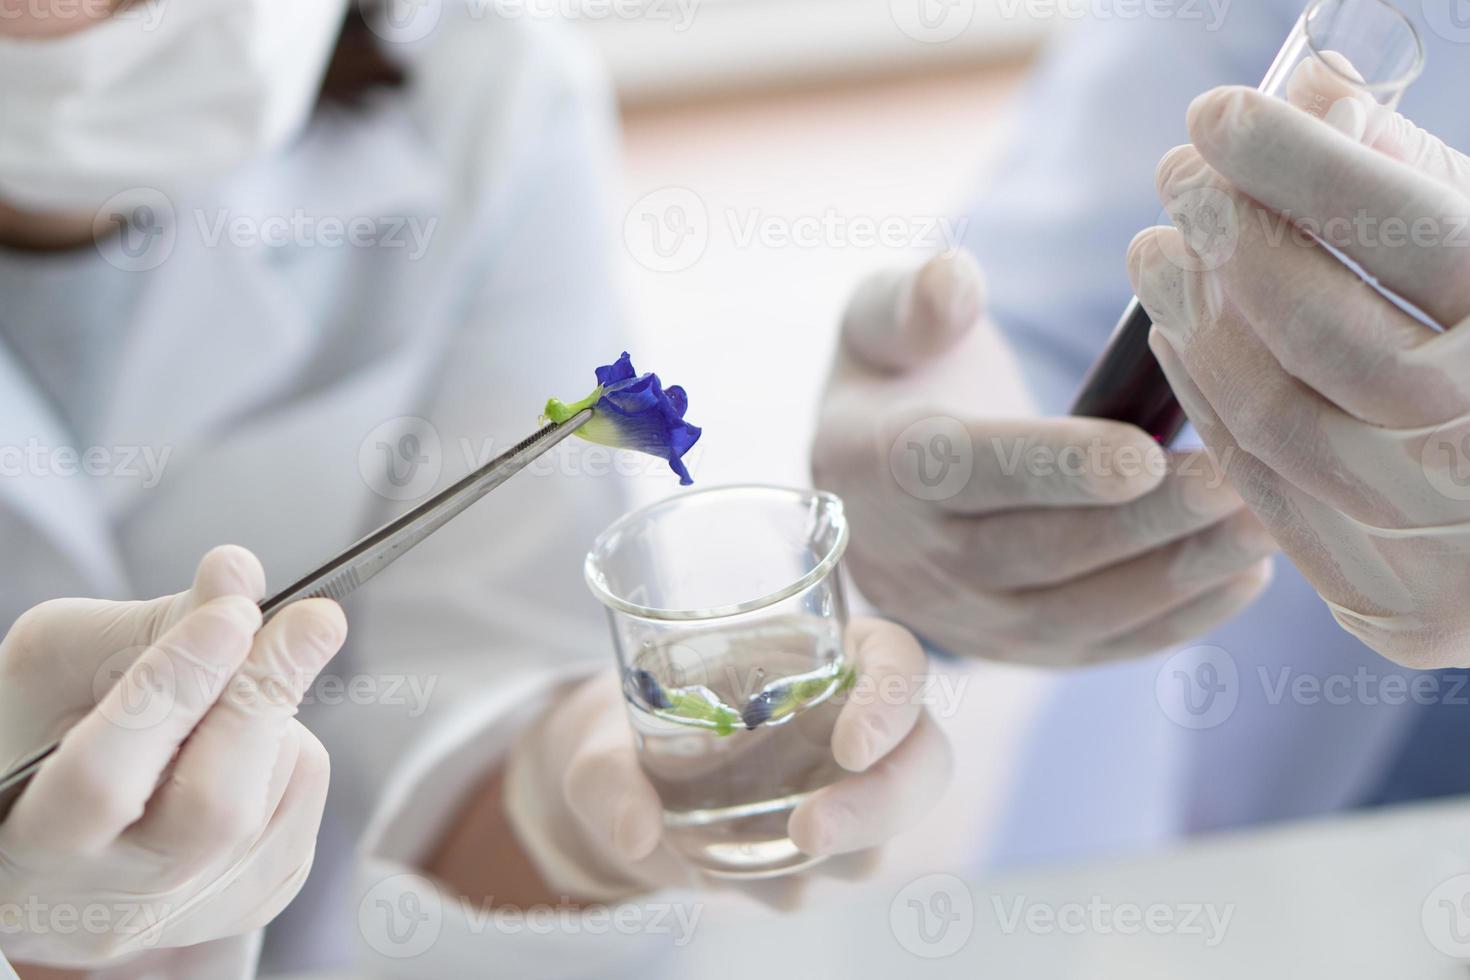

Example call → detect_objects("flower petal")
545 353 702 484
665 385 689 419
595 351 638 386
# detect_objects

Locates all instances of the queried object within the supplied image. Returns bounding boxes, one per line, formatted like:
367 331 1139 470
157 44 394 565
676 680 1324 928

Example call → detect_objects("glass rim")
583 483 850 622
1303 0 1425 96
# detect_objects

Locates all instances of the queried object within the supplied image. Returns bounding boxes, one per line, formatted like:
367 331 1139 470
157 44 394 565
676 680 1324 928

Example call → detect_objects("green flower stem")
665 691 740 736
543 388 602 424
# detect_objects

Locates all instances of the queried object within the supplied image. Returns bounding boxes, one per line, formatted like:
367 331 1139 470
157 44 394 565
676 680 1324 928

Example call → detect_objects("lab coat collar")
98 100 448 504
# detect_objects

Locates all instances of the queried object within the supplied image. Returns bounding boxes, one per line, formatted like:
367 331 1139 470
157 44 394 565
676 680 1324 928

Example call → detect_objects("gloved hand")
0 546 348 968
502 618 952 901
810 254 1276 667
1130 80 1470 669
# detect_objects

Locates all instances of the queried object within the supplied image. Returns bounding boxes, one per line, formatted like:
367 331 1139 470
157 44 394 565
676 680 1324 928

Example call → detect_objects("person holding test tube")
1131 79 1470 671
813 0 1470 869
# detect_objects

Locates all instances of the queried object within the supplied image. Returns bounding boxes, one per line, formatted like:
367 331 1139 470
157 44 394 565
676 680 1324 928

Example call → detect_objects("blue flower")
544 352 702 484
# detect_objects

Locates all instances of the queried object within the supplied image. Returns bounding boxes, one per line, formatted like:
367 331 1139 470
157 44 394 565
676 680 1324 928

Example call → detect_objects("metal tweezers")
0 410 591 821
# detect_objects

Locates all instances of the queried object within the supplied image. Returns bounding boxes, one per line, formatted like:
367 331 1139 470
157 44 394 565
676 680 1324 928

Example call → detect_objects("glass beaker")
584 485 851 879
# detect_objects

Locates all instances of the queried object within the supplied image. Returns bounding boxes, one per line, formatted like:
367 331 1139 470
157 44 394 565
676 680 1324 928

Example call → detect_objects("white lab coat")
962 1 1470 869
0 10 639 978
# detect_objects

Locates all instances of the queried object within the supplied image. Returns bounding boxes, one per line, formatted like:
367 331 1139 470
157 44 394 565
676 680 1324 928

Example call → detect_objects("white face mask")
0 0 351 213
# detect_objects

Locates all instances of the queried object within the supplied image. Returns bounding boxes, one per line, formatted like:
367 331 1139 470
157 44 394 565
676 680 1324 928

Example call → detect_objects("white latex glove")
0 546 347 968
810 254 1276 667
502 618 952 902
1130 79 1470 669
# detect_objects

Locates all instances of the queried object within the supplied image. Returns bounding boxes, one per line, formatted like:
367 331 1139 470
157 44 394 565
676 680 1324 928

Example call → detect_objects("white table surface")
280 797 1470 979
648 796 1470 979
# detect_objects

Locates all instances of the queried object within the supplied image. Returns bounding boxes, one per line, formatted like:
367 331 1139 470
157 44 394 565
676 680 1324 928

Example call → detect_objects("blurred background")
595 0 1047 501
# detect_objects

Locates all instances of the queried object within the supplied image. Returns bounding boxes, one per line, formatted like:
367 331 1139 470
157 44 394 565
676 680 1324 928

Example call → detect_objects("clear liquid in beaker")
623 615 851 878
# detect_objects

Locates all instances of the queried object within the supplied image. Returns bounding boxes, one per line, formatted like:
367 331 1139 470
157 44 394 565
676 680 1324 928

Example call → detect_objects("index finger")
1186 87 1470 328
7 597 261 853
124 599 347 860
9 546 266 688
884 411 1168 515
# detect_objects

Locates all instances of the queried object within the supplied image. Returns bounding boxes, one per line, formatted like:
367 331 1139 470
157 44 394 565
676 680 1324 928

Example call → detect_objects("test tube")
1069 0 1425 444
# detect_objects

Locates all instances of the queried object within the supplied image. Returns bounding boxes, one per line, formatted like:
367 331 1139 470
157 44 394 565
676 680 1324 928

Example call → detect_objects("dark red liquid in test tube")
1071 298 1187 445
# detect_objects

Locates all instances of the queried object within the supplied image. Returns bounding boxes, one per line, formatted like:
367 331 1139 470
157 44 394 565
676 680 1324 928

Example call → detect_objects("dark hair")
319 4 407 107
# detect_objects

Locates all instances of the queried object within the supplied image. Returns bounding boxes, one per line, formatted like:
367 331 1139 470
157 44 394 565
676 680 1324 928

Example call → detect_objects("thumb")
841 252 984 373
6 546 268 678
131 544 267 644
188 544 268 606
563 731 664 863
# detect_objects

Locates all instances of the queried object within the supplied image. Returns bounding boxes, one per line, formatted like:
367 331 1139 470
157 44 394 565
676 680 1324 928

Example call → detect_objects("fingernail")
910 254 981 351
1185 90 1214 139
200 544 267 599
1185 86 1247 153
1147 326 1171 357
1324 96 1368 142
1147 327 1182 371
1176 453 1239 518
1128 243 1176 334
300 601 348 651
1154 144 1199 200
1180 477 1236 520
804 803 856 857
1126 228 1157 294
835 727 877 773
927 252 984 328
276 603 347 675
